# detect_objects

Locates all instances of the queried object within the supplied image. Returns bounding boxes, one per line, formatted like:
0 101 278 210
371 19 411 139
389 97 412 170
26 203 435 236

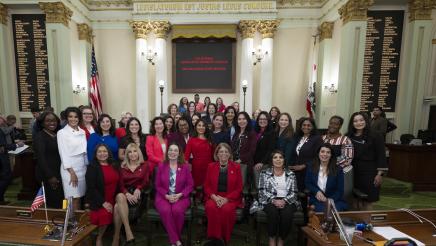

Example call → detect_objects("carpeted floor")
4 177 436 246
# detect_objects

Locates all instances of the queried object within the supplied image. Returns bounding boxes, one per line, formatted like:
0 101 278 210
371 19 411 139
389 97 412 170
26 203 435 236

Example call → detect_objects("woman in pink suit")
146 117 167 172
155 143 194 246
185 119 213 187
204 143 243 243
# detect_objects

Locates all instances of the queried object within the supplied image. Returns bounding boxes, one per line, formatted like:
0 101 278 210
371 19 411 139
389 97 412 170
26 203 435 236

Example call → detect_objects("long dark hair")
234 111 252 134
255 111 272 133
346 112 370 139
206 103 217 117
93 143 119 169
36 111 61 132
275 113 294 139
224 106 237 128
312 143 337 176
192 118 212 143
164 115 176 133
295 117 317 137
64 107 82 125
95 114 115 136
150 116 167 137
125 117 144 137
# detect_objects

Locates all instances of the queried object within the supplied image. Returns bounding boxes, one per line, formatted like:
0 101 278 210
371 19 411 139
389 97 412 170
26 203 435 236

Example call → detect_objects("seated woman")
204 143 243 243
85 144 119 246
113 143 149 245
258 150 300 246
305 143 347 212
155 143 194 246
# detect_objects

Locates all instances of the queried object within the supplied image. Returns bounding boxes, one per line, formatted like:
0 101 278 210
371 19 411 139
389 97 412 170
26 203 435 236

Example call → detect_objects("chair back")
384 238 417 246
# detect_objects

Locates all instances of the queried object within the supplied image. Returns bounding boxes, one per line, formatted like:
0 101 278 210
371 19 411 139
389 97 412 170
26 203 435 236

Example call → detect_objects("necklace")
43 129 56 138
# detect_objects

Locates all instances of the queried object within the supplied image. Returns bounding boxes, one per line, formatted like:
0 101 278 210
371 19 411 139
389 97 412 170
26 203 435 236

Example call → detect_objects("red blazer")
146 135 167 171
204 161 243 207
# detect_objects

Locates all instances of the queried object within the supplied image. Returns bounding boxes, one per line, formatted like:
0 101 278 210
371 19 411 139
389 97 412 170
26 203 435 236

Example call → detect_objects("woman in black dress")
253 111 275 172
346 112 387 210
34 112 64 208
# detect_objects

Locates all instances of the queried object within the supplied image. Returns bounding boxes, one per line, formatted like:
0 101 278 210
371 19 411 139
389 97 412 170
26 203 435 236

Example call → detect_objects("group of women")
30 100 387 246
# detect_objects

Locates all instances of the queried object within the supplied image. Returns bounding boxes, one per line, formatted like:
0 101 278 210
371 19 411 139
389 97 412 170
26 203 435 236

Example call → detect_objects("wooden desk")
0 206 97 245
303 208 436 246
386 143 436 191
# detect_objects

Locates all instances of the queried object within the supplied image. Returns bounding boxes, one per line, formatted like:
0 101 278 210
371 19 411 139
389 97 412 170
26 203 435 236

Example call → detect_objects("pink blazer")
154 162 193 204
146 135 167 171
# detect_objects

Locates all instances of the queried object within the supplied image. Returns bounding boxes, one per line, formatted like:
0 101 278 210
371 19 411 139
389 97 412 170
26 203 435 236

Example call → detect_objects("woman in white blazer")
57 107 88 210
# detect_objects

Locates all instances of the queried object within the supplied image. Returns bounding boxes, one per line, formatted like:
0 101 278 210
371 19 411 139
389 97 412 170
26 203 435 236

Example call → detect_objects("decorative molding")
77 23 93 42
338 0 374 25
0 3 7 25
39 2 73 27
319 21 333 41
408 0 436 22
151 20 171 39
258 20 280 38
130 20 153 39
277 0 327 7
238 20 258 39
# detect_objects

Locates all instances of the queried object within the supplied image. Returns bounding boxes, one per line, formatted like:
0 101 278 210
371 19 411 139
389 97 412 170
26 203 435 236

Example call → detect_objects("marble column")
131 21 152 132
76 23 92 106
39 2 74 113
258 20 280 111
315 22 335 128
396 0 436 136
152 21 171 117
238 20 257 113
336 0 373 127
0 3 15 114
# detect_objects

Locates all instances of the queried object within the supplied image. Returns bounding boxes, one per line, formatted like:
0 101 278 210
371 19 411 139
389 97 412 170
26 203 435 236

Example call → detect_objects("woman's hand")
374 174 383 187
272 199 285 208
315 191 327 202
254 163 263 171
289 164 306 171
126 193 138 205
102 202 113 213
68 169 78 187
48 177 60 190
133 188 141 200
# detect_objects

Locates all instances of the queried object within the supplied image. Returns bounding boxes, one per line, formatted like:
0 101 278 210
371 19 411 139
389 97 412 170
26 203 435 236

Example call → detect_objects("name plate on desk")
16 209 32 218
371 213 388 221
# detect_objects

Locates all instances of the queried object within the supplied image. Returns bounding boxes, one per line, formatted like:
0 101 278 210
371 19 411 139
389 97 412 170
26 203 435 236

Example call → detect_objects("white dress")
57 124 88 198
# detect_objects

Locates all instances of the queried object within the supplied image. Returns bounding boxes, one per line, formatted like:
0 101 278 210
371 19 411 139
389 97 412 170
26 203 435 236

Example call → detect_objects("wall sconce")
252 45 268 66
142 48 157 65
324 84 338 94
72 85 86 95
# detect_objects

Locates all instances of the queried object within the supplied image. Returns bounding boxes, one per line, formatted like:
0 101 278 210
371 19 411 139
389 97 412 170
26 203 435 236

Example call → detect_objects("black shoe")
124 238 135 245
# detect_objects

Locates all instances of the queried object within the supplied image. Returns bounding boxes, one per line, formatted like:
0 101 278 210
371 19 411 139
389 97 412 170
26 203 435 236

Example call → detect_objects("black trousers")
263 202 296 240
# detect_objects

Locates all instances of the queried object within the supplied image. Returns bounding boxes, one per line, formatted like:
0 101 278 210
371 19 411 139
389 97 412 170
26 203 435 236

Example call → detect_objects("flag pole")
41 182 49 225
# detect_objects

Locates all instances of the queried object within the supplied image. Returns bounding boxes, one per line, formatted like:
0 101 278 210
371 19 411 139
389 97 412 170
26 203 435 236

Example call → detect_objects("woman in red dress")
185 119 213 187
85 144 119 246
204 143 243 243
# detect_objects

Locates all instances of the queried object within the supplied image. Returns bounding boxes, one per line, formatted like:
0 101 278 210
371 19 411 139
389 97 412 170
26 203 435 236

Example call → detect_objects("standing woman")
185 119 213 187
211 113 230 146
186 101 196 121
34 112 64 208
179 97 189 113
80 106 96 140
305 143 347 212
258 150 300 246
164 115 176 135
113 143 149 245
190 113 201 130
202 103 217 128
224 106 237 141
168 104 179 119
57 107 88 210
85 144 119 246
231 112 257 183
167 117 191 152
204 96 211 114
155 143 194 246
216 97 226 113
231 102 240 113
87 114 118 162
115 112 132 141
204 143 243 243
118 117 147 161
291 117 322 192
346 112 387 210
253 111 276 172
146 116 168 172
274 113 295 167
322 116 353 170
269 107 281 130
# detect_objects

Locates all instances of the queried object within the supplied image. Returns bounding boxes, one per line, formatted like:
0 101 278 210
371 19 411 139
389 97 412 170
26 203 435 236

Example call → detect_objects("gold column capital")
258 20 281 39
39 2 73 27
408 0 436 22
0 3 8 25
151 21 171 39
338 0 374 25
319 22 334 42
130 21 153 39
238 20 258 39
77 23 92 43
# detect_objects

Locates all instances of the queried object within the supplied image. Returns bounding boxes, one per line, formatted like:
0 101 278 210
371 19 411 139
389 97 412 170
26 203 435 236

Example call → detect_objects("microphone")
398 208 436 237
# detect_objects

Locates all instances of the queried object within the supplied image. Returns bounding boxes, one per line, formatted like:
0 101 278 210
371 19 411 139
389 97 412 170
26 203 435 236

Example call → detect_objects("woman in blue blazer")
305 143 347 212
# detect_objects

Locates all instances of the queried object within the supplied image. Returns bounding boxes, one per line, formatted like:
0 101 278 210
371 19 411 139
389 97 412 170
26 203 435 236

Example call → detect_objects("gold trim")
319 21 333 41
0 3 7 25
408 0 436 22
238 20 258 39
172 24 237 39
151 20 171 39
338 0 374 25
258 20 280 38
39 2 73 27
77 23 93 43
130 20 153 39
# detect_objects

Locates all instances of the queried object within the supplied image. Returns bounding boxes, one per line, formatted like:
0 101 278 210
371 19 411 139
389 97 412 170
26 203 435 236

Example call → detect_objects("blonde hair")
122 143 144 168
213 143 233 162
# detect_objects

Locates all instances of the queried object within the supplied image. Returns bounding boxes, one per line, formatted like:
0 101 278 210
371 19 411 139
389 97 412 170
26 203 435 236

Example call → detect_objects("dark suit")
85 163 119 210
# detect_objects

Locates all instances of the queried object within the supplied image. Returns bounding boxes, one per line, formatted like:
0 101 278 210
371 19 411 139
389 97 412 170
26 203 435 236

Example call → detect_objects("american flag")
30 187 44 212
89 46 103 117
